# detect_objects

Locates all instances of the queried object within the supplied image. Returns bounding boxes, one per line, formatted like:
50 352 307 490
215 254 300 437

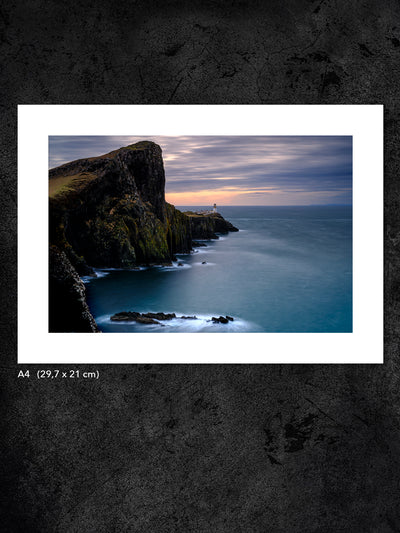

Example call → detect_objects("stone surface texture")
49 246 99 333
2 1 400 531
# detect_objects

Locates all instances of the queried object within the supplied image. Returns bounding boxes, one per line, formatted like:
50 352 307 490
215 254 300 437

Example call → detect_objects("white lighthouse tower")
213 203 217 213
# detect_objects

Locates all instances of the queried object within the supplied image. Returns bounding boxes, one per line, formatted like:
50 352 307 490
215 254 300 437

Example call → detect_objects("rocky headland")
49 141 238 332
184 211 239 240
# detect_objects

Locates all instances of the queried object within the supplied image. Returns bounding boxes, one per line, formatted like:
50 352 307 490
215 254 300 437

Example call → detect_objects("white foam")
155 315 254 332
81 269 110 284
98 266 148 271
157 262 192 271
96 314 116 324
194 247 216 254
94 269 111 277
96 313 256 333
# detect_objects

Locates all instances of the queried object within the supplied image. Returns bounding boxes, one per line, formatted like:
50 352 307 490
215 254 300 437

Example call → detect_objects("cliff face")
165 203 192 255
49 141 191 270
49 246 99 332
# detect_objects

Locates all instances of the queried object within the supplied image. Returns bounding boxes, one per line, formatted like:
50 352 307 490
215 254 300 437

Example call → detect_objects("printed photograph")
49 135 352 333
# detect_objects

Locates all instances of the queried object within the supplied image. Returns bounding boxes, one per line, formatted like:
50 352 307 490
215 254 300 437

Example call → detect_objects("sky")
49 135 352 206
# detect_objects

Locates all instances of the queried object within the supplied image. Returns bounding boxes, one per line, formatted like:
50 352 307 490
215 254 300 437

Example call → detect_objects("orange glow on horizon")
165 190 241 206
165 187 348 206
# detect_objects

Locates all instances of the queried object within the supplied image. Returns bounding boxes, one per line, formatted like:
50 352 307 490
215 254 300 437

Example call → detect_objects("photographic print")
18 104 382 363
48 135 353 334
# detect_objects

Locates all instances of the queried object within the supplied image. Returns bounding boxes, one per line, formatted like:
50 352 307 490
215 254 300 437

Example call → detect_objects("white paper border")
18 105 383 363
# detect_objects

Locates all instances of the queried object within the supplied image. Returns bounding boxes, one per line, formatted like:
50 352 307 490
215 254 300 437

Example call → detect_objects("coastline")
48 141 239 332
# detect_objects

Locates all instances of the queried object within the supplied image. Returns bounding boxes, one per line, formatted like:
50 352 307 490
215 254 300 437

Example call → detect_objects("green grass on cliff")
49 172 97 199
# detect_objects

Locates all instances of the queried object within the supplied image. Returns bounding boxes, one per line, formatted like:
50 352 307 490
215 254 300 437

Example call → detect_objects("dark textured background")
1 1 399 531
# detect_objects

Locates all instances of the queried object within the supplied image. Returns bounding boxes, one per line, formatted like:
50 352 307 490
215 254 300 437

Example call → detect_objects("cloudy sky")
49 136 352 206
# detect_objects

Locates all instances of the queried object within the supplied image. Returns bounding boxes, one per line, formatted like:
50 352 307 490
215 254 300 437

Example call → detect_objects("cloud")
49 135 352 205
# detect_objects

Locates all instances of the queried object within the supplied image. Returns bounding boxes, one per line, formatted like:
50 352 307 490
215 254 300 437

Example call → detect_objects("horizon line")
174 203 353 207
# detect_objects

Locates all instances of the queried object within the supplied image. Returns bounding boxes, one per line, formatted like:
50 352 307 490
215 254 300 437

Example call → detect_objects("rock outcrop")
110 311 234 324
49 141 191 271
211 315 234 324
184 211 239 240
49 246 99 332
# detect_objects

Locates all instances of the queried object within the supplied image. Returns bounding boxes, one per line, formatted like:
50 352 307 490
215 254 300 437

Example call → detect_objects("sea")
84 206 352 333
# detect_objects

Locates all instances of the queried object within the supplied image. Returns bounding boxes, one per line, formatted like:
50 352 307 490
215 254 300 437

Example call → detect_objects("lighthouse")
213 203 217 213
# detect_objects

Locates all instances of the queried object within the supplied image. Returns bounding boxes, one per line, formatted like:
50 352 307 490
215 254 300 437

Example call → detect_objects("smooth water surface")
85 206 352 333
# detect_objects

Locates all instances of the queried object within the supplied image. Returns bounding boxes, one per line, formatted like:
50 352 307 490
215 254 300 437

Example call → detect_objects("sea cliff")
49 141 238 332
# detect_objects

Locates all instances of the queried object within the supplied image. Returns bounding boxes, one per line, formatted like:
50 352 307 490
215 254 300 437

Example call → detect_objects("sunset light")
49 135 352 206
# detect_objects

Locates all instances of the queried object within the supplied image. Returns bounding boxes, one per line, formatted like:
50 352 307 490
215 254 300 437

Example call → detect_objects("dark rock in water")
226 315 234 321
49 246 99 332
192 241 207 247
177 262 184 266
112 311 232 325
110 311 140 321
202 261 207 264
142 312 176 320
110 311 175 323
135 316 160 324
211 315 232 324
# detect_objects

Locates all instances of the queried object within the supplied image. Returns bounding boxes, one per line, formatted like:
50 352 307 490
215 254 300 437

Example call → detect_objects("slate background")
1 1 399 531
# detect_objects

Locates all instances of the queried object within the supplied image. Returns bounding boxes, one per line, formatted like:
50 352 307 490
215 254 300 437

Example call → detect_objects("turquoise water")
84 206 352 333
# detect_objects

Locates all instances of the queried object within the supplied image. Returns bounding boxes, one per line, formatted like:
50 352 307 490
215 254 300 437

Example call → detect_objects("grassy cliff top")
49 172 97 199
